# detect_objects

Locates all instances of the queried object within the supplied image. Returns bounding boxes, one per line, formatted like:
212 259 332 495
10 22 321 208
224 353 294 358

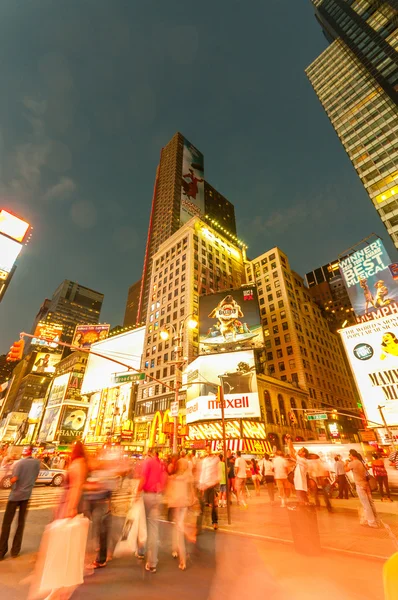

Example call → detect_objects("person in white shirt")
234 451 248 508
273 451 290 507
286 435 309 504
259 453 275 503
199 447 220 530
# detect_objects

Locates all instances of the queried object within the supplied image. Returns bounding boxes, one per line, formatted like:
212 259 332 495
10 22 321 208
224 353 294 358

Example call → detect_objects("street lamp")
159 314 198 454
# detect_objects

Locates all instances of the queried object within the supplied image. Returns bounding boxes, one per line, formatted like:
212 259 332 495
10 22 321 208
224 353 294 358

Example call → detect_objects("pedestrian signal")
6 339 25 361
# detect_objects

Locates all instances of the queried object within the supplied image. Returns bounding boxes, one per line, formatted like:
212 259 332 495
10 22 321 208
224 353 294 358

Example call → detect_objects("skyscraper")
136 132 237 323
123 279 141 327
31 280 104 345
306 1 398 248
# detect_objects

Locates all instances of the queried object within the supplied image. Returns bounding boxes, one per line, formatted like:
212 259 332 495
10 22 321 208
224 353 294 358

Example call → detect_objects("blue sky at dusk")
0 0 396 353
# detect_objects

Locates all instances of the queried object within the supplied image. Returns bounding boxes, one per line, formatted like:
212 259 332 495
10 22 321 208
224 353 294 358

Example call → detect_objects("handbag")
368 474 378 492
114 496 147 558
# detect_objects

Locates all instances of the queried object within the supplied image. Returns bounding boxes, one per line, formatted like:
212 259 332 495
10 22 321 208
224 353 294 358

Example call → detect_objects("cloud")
43 176 76 202
70 200 97 228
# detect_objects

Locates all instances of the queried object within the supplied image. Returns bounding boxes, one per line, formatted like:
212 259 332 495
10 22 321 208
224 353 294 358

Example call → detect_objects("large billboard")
339 238 398 322
46 373 70 407
0 210 30 242
180 137 205 225
0 234 22 280
38 406 61 442
340 314 398 427
32 352 60 374
57 405 88 442
32 322 63 348
199 286 263 354
184 350 260 424
72 324 110 349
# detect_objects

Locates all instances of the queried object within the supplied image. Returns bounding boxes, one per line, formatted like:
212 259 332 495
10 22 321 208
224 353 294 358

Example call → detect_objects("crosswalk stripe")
0 490 134 512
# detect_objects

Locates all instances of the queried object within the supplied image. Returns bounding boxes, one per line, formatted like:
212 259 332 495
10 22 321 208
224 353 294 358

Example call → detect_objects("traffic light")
6 339 25 361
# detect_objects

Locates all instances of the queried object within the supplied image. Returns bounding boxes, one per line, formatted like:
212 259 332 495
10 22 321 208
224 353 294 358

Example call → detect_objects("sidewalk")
211 493 398 560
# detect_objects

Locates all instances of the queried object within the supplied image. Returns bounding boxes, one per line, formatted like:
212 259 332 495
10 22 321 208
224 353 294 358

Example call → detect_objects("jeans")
203 486 218 524
356 485 378 525
337 474 349 499
264 476 275 502
0 499 29 557
86 499 111 564
143 493 160 568
172 507 187 564
376 475 390 498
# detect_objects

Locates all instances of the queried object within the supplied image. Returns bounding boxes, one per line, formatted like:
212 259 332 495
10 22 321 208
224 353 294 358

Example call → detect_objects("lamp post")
160 314 198 454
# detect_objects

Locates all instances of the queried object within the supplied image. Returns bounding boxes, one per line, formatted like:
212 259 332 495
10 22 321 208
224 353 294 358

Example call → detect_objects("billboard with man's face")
184 350 260 424
340 314 398 427
199 286 263 355
32 352 60 374
339 238 398 322
180 138 205 225
72 324 110 349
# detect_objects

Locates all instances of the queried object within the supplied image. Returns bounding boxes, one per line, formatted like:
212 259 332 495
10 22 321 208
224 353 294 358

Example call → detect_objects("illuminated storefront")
186 420 272 454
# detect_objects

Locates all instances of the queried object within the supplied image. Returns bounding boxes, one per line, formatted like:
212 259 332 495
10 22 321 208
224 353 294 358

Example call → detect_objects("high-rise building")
136 132 238 323
245 248 359 431
306 1 398 248
305 259 356 330
31 280 104 345
123 279 141 327
133 216 246 446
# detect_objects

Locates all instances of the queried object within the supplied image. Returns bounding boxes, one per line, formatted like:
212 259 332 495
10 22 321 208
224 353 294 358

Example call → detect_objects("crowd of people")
0 439 395 597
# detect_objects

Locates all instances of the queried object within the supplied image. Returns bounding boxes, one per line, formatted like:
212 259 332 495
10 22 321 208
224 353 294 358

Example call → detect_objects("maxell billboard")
199 285 263 355
339 238 398 322
340 314 398 427
184 350 260 424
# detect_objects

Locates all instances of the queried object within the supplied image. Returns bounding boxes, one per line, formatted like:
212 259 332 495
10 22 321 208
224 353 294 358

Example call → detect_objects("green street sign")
112 372 145 384
307 413 327 421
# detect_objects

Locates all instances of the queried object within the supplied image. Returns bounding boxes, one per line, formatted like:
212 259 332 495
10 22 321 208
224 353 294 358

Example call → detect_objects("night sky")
0 0 396 353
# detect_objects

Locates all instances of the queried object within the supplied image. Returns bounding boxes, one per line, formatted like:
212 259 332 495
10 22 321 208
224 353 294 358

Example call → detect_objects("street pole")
378 405 397 451
219 383 231 525
173 378 180 454
172 330 182 455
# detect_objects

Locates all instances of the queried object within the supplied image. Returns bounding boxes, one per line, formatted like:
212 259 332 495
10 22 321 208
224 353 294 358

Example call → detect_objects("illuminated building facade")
30 280 104 345
307 0 398 248
305 259 356 330
246 248 359 441
134 216 246 448
137 132 238 323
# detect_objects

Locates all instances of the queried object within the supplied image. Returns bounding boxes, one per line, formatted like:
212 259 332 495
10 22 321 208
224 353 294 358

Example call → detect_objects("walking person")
226 450 236 502
167 455 192 570
372 453 392 502
138 449 166 573
286 435 309 505
345 449 379 528
218 454 227 508
199 447 220 530
234 451 248 508
334 455 349 499
0 445 40 560
259 453 275 503
250 458 261 496
273 451 290 507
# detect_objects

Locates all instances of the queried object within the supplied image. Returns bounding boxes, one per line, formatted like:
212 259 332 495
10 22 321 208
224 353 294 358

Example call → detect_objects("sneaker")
92 561 107 569
145 563 157 573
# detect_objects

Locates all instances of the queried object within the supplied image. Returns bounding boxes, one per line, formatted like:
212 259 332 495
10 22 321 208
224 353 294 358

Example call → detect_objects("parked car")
0 461 66 489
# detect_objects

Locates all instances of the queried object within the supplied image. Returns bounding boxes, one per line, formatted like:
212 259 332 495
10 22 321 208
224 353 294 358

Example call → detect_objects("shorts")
220 484 227 493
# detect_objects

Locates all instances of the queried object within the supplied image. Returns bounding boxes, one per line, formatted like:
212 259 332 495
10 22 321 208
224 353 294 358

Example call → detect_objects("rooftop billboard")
339 238 398 322
180 137 205 225
199 285 263 354
72 324 110 349
32 322 63 348
0 210 30 242
0 234 22 279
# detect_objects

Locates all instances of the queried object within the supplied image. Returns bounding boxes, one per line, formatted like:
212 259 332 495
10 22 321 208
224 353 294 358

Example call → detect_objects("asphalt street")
0 491 388 600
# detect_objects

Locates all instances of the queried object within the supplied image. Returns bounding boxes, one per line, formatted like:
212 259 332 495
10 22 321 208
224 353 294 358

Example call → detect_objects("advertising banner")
46 373 70 407
32 322 63 348
58 405 88 442
339 238 398 322
0 210 30 242
28 399 45 421
38 406 61 442
32 352 61 374
184 350 260 424
199 286 263 354
72 324 110 349
180 137 205 225
64 371 84 401
0 233 22 277
340 314 398 427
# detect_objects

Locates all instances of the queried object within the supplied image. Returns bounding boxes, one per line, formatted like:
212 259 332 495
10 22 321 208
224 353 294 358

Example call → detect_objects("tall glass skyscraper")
306 0 398 247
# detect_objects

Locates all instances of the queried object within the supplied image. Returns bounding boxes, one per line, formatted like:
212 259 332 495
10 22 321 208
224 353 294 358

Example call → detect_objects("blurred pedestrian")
56 441 88 520
286 435 309 505
334 455 349 499
0 445 40 560
345 449 378 528
166 455 193 570
199 447 220 530
273 451 290 508
259 453 275 503
234 451 248 508
218 454 227 508
138 449 166 573
308 455 332 513
226 450 236 501
372 453 392 502
250 458 261 496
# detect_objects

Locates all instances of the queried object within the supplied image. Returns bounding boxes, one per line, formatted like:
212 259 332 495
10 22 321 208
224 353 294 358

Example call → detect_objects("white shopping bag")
114 497 147 558
29 515 89 599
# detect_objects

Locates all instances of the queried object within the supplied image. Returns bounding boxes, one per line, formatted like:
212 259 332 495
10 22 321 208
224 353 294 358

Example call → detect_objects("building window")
264 390 274 424
278 361 285 372
278 394 287 425
276 349 283 358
